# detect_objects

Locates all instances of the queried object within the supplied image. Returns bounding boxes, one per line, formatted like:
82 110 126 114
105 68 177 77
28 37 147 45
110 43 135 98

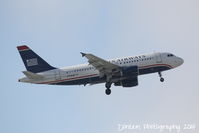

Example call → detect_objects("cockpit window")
167 54 174 57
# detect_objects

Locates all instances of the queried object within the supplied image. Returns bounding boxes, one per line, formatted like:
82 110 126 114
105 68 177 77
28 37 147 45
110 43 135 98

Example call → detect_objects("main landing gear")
158 72 164 82
105 82 112 95
105 74 112 95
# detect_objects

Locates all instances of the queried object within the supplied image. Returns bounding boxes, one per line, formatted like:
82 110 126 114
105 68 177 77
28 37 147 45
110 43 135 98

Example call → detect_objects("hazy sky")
0 0 199 133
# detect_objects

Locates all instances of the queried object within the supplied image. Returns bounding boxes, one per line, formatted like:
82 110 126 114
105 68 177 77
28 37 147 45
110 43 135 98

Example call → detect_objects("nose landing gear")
158 72 164 82
160 77 164 82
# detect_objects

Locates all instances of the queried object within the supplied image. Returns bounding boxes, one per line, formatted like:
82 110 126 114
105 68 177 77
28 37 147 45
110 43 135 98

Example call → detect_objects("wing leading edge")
80 52 120 76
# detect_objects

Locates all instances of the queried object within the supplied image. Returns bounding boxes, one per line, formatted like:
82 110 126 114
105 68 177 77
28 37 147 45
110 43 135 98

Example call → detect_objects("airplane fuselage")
19 52 183 86
17 45 183 95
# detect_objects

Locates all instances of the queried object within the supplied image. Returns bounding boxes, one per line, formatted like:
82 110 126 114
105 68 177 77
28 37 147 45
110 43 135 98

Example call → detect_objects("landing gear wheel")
105 88 111 95
160 77 164 82
105 83 111 89
105 82 112 95
158 72 164 82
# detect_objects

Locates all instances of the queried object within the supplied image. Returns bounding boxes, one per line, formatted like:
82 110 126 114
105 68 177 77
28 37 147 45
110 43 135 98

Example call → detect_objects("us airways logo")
26 58 38 67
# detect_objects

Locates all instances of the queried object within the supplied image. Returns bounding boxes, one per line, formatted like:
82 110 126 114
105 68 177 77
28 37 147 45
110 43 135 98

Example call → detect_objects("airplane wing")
81 52 120 76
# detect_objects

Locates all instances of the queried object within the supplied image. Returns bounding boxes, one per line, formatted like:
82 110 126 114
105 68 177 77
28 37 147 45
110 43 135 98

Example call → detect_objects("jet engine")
120 66 138 77
114 77 138 87
114 66 139 87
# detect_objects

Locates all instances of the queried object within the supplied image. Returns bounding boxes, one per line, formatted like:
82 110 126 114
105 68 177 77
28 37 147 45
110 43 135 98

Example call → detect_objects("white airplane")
17 45 184 95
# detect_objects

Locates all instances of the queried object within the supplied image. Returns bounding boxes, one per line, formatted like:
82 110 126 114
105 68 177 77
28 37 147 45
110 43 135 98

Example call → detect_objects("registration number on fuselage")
66 74 78 78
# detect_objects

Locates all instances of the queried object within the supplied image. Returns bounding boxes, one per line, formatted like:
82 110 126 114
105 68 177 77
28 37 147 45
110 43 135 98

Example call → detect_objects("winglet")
80 52 86 57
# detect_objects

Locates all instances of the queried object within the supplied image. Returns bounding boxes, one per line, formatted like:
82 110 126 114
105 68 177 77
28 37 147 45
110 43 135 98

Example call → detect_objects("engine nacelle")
121 66 138 77
114 77 138 87
113 66 139 87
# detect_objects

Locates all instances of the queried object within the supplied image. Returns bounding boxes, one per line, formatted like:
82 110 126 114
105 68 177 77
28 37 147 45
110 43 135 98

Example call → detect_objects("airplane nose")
180 58 184 64
174 57 184 67
178 57 184 66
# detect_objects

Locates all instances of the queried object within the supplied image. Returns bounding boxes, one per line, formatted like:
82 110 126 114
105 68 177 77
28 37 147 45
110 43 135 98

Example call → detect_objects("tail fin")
17 45 56 73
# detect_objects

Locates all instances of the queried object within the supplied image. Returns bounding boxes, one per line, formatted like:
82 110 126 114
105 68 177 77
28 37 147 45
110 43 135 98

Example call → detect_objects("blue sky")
0 0 199 133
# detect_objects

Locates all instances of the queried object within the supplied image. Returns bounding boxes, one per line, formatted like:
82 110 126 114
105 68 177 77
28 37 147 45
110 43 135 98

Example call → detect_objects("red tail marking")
17 45 29 51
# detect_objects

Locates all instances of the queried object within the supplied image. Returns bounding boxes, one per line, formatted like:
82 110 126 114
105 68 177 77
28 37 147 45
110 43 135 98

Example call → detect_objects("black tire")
160 78 164 82
105 89 111 95
105 82 111 89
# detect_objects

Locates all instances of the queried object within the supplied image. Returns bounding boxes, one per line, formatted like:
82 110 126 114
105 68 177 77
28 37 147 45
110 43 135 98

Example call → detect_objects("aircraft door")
156 53 162 63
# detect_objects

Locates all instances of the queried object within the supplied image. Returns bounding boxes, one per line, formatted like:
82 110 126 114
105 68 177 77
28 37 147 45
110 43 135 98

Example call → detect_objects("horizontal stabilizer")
22 71 44 79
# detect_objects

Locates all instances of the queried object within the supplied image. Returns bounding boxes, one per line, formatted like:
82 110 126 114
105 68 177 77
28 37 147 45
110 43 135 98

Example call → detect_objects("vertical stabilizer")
17 45 56 73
